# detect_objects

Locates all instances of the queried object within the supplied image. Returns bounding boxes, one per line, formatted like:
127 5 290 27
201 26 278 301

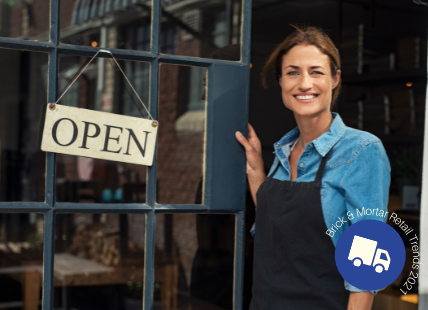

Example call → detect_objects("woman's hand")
235 124 266 206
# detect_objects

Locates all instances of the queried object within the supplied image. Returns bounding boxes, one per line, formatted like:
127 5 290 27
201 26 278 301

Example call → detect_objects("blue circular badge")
335 220 405 291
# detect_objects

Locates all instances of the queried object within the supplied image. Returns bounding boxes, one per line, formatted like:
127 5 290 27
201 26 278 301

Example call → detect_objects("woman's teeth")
295 95 317 100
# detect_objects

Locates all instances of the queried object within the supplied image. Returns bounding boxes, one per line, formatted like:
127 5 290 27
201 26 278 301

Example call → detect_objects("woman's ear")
278 76 283 88
332 69 341 89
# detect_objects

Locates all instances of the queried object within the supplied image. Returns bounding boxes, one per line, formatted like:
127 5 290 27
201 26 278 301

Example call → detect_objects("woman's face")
279 44 340 118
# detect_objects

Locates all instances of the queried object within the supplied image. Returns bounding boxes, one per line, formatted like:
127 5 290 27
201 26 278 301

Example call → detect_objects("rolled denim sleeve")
340 141 391 295
345 280 381 296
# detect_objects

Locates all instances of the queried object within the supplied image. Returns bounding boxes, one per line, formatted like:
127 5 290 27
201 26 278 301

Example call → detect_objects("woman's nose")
299 72 313 90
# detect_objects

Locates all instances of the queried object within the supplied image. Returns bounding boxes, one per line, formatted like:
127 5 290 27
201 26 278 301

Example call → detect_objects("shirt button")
282 158 286 161
309 143 313 147
299 163 304 167
276 143 280 146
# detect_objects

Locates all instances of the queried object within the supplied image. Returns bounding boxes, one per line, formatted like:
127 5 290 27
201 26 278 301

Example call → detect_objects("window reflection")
0 0 49 40
56 55 150 203
155 214 235 310
160 0 242 60
157 64 206 204
0 213 44 309
54 213 146 310
0 49 47 202
157 45 239 205
60 0 152 50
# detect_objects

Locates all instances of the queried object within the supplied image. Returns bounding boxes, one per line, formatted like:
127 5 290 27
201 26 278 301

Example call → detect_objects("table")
0 252 178 310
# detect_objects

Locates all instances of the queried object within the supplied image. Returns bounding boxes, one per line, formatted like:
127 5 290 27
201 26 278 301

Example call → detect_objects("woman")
235 26 390 310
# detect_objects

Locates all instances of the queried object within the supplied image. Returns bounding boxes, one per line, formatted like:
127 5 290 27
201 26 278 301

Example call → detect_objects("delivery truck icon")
348 235 391 273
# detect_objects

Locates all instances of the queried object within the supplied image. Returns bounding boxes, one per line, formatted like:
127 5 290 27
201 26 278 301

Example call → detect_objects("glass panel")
54 213 146 309
0 213 44 309
56 55 150 203
155 214 235 310
157 64 206 204
0 0 49 41
160 0 242 61
0 49 48 202
59 0 151 50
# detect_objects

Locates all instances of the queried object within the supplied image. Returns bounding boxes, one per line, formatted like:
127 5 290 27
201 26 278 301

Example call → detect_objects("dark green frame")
0 0 252 309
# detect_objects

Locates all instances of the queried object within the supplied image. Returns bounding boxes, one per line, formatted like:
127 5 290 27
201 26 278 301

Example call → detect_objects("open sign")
39 104 158 166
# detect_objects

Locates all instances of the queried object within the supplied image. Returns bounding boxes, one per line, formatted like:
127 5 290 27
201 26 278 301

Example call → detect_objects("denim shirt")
251 113 391 295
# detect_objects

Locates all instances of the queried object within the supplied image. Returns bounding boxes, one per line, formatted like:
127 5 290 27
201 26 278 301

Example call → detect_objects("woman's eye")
312 71 324 75
287 71 299 75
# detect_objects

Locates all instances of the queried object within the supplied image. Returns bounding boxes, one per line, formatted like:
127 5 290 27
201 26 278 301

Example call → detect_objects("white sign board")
40 104 158 166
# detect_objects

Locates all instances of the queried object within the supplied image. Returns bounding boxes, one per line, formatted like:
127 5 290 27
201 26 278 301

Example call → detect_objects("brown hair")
261 25 341 107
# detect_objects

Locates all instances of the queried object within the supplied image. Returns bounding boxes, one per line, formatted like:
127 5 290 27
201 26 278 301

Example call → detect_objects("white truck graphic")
348 235 391 273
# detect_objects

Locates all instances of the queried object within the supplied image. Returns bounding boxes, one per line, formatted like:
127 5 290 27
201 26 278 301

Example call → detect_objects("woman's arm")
247 171 266 207
347 292 374 310
341 141 390 303
235 124 266 206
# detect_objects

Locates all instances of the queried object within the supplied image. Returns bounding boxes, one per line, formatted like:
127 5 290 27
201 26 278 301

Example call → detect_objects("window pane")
54 213 145 309
160 0 242 61
0 213 44 309
157 64 206 204
56 55 150 203
59 0 151 50
0 49 47 202
0 0 49 41
155 214 235 310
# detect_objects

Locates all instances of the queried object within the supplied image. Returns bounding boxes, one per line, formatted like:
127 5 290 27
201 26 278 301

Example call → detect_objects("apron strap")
314 147 333 183
268 160 281 178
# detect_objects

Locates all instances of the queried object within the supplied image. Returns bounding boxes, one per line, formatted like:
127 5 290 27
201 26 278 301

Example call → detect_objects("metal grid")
0 0 252 309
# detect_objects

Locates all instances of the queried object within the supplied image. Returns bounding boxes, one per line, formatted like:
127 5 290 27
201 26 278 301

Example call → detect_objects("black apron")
250 148 349 310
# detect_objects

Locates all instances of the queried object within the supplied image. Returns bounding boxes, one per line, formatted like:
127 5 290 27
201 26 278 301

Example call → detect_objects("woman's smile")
293 92 319 103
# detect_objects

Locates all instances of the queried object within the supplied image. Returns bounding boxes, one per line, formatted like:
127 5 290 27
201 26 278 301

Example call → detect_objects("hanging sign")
39 49 158 166
40 104 158 166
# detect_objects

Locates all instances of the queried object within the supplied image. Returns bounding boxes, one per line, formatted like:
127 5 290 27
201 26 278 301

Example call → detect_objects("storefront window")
157 64 206 204
0 0 49 41
59 0 152 50
0 213 44 308
0 0 246 308
55 55 150 203
160 0 242 60
155 214 235 309
54 213 146 309
0 49 48 202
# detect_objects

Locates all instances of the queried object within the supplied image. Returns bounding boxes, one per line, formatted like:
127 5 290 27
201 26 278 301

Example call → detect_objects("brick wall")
30 0 50 37
60 0 74 30
8 0 73 39
9 6 22 38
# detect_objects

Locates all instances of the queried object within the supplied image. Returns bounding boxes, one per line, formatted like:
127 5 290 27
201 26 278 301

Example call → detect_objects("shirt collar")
274 112 347 157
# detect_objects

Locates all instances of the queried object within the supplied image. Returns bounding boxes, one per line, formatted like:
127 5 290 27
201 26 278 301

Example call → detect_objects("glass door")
0 0 252 309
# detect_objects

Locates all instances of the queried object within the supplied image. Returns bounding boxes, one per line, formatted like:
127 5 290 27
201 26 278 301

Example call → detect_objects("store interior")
247 0 426 309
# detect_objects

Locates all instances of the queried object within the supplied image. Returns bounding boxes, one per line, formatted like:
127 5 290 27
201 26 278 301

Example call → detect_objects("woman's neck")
294 111 333 148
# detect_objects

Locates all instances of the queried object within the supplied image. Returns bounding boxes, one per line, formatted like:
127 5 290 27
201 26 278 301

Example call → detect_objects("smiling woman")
262 26 342 107
279 45 340 116
235 26 391 310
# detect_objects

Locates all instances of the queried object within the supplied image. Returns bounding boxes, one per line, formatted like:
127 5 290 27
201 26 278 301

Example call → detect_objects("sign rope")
52 49 154 121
